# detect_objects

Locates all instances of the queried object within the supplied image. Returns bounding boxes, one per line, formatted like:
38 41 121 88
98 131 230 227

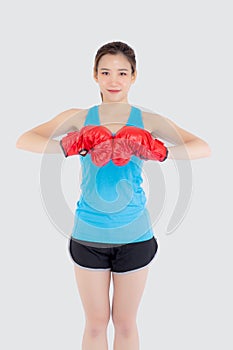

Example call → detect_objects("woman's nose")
109 74 119 84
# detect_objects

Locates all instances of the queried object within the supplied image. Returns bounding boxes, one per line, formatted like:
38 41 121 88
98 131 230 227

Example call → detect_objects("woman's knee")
112 315 137 337
86 315 110 337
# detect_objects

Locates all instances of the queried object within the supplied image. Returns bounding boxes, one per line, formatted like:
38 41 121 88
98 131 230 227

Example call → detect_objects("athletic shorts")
68 236 158 274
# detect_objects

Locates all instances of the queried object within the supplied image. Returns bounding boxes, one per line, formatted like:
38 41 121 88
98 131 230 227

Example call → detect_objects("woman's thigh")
73 265 112 322
112 267 149 323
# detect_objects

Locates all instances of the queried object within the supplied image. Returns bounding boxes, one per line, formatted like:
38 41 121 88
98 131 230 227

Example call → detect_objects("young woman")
16 41 211 350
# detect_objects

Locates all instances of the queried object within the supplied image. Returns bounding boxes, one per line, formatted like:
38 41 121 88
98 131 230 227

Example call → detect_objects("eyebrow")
100 68 129 71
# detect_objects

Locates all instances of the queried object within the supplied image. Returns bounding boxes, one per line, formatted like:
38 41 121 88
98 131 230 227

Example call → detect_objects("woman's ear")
131 70 137 84
93 68 98 82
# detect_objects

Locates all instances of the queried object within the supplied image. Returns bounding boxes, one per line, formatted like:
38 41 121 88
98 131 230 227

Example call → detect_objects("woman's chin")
102 95 128 104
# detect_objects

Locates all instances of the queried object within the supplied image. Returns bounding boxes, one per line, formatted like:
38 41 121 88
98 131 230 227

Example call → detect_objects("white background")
1 0 232 349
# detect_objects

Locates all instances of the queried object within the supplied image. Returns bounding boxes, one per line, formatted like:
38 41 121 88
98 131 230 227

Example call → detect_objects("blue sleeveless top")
71 105 155 244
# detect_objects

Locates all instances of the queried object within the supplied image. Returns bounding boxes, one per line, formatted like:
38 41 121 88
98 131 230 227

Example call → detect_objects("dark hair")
94 41 136 76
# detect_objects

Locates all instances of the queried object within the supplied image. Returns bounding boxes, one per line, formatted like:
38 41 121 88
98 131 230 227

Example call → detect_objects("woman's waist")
78 188 146 213
75 202 151 229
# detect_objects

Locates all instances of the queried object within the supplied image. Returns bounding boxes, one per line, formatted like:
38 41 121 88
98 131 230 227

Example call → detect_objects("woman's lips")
108 89 121 93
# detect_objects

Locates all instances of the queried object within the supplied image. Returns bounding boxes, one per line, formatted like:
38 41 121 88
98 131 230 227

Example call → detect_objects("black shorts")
68 236 158 274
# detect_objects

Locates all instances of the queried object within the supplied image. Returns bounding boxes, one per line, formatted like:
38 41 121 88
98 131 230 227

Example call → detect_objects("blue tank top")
71 105 154 244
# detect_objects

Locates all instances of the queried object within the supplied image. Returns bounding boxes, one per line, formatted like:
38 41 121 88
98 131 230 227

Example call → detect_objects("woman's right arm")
16 108 84 154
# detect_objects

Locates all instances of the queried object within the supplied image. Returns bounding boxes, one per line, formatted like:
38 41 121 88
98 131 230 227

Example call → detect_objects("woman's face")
94 53 136 103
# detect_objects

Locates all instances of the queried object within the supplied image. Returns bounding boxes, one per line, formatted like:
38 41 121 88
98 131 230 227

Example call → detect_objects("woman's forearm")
16 131 62 154
167 139 211 160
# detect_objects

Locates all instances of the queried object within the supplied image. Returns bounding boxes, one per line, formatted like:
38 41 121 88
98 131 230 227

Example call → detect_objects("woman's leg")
112 267 149 350
73 265 111 350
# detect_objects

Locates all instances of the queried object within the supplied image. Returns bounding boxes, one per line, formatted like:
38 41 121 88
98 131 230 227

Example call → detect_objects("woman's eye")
102 72 109 75
120 72 127 76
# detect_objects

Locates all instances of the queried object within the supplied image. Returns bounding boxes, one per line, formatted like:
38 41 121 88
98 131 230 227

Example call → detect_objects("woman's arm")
146 113 211 160
16 108 84 154
167 134 211 160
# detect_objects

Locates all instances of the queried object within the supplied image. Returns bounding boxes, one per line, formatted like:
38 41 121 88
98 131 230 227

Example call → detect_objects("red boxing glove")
60 125 113 167
112 128 134 166
81 125 113 166
60 130 82 157
112 126 168 164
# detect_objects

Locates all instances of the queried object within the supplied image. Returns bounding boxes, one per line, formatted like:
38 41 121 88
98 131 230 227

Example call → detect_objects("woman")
16 41 211 350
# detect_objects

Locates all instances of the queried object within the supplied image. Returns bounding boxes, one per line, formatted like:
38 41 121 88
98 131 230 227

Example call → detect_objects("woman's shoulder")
141 110 167 133
56 108 88 129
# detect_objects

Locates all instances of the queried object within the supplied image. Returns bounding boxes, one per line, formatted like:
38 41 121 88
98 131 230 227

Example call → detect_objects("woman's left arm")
150 114 211 160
